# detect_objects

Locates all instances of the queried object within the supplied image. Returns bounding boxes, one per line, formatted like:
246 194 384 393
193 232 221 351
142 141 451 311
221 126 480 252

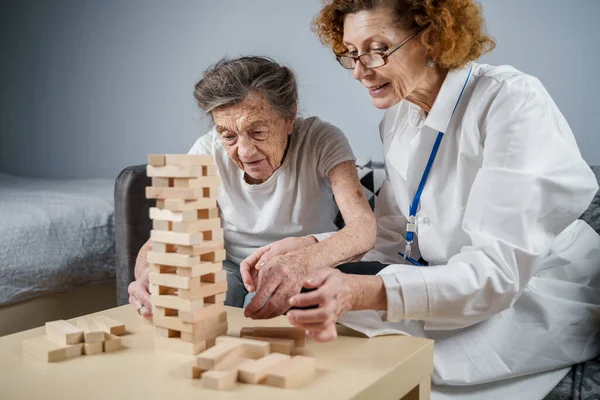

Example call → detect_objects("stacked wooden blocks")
146 154 228 355
190 328 316 390
22 316 125 362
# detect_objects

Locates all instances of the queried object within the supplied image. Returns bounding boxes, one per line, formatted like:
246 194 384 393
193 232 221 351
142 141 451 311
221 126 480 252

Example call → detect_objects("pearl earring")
427 57 435 68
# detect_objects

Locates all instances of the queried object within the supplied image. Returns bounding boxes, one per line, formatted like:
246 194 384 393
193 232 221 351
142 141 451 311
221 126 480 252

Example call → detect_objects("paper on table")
336 310 422 338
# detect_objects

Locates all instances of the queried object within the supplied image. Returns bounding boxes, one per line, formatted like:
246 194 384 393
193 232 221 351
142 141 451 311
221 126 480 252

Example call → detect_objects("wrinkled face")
343 7 428 109
212 92 295 184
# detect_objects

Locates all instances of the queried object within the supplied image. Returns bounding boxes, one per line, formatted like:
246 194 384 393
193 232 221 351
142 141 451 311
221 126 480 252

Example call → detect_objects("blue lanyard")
399 66 472 266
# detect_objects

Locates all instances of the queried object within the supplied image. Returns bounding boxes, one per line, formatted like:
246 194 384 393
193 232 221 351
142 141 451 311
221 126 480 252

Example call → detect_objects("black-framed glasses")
336 28 423 69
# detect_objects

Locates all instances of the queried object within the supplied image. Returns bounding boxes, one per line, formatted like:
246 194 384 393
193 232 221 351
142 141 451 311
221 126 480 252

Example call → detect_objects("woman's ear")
287 105 298 135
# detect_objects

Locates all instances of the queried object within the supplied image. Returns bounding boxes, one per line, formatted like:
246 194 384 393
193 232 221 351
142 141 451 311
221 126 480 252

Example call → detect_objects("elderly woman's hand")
244 252 311 319
240 236 318 293
285 268 355 342
128 267 152 320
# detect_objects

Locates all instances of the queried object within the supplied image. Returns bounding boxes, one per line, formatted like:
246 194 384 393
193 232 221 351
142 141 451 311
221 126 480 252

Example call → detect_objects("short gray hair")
194 56 298 120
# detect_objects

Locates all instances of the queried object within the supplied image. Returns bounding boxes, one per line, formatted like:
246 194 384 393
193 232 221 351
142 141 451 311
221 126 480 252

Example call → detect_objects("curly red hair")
312 0 495 70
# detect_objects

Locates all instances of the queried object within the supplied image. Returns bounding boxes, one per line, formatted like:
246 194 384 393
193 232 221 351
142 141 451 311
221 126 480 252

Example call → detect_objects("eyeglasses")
336 28 423 70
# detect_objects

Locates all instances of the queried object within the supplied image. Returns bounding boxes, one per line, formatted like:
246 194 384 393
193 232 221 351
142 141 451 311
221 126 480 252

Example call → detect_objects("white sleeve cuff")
311 232 334 242
377 265 429 322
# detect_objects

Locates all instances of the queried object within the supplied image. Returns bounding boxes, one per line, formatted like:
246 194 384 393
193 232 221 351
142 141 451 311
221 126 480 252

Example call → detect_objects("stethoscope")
398 65 473 266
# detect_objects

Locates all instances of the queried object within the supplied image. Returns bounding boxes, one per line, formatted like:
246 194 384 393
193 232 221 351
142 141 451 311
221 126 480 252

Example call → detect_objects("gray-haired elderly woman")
128 56 376 315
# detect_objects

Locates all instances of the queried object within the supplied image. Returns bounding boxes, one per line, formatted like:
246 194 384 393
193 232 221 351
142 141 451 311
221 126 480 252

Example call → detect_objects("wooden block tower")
146 154 228 355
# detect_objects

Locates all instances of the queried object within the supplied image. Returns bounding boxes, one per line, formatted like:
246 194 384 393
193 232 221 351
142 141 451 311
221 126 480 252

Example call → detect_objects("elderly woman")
245 1 600 399
127 56 375 313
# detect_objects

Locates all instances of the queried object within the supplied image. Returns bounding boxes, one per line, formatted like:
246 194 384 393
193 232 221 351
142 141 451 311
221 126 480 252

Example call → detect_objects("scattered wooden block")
147 165 204 178
103 333 123 353
196 341 244 370
76 318 106 343
238 353 291 384
201 357 252 390
91 315 126 336
165 154 215 167
22 337 83 362
148 154 166 167
83 342 104 355
149 208 198 222
265 355 316 389
241 327 306 347
155 335 206 355
215 336 270 360
161 197 217 212
241 336 295 355
172 218 221 234
45 320 84 345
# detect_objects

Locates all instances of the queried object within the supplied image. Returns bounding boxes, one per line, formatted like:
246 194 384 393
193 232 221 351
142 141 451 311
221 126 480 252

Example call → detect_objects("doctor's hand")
240 236 318 293
128 267 152 320
286 268 355 342
244 253 310 320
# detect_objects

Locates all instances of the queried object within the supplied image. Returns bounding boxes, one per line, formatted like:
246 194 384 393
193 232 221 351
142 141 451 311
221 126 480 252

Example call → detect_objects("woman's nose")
352 60 371 81
237 140 256 158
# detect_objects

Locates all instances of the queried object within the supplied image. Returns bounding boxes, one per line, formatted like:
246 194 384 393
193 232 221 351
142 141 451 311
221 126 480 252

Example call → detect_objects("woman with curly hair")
243 0 600 398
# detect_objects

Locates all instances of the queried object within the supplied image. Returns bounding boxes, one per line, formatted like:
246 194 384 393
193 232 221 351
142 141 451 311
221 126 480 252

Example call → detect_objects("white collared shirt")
354 62 600 394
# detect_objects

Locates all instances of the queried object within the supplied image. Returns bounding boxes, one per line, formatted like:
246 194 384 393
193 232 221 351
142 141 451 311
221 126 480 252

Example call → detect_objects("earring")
427 57 435 68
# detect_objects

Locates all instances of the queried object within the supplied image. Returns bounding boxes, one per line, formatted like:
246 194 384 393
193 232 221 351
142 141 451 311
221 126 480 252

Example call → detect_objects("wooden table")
0 305 433 399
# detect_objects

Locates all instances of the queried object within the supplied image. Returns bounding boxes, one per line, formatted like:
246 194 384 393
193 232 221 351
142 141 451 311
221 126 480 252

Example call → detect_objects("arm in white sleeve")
381 78 599 327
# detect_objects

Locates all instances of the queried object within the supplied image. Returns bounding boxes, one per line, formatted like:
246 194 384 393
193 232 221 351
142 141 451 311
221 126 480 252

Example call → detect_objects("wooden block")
165 154 214 167
103 333 122 352
151 241 177 253
154 311 226 335
150 230 206 246
149 263 177 274
148 154 165 167
240 336 295 355
176 261 222 278
83 342 103 355
152 220 171 231
162 197 217 211
241 327 306 347
265 355 316 388
155 326 181 338
203 165 218 176
191 365 206 379
178 302 225 323
45 320 84 345
76 318 106 343
196 341 244 370
91 315 126 336
197 207 219 219
177 281 227 300
201 357 252 390
176 240 225 256
199 248 227 263
151 177 171 187
147 165 204 178
238 353 291 384
149 208 198 222
153 306 178 317
147 252 201 268
146 186 206 200
180 322 228 344
151 294 204 312
172 218 221 234
201 270 227 284
204 293 226 305
156 199 165 208
173 176 221 189
215 336 270 360
22 337 83 362
155 336 206 355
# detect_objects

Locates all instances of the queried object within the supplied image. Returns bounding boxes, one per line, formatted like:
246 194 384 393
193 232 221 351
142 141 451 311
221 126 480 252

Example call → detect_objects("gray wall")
0 0 598 179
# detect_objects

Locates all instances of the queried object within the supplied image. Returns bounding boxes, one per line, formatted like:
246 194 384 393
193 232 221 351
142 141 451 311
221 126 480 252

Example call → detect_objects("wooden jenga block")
177 302 225 323
103 333 122 352
151 177 171 187
238 353 292 384
199 248 227 263
150 208 198 222
156 199 165 208
76 318 106 343
151 294 205 312
155 336 206 355
148 154 166 167
173 176 221 189
240 336 295 355
83 342 103 355
165 154 214 167
175 261 222 278
91 315 126 336
196 340 244 370
161 197 217 212
172 218 221 234
22 337 83 362
197 207 219 219
215 336 271 360
151 241 177 253
241 327 306 347
155 326 181 338
154 310 226 334
265 355 316 388
201 357 252 390
176 240 225 256
147 252 201 268
146 187 207 200
147 165 204 178
152 306 178 317
180 322 228 344
204 293 226 305
201 270 227 284
202 187 218 198
149 264 177 275
203 165 218 176
177 281 227 300
152 220 171 231
45 320 84 345
150 230 206 246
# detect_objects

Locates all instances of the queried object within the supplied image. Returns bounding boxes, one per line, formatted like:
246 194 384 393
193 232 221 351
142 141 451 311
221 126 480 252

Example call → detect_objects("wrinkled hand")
128 268 152 319
244 253 310 319
286 268 354 342
240 236 317 292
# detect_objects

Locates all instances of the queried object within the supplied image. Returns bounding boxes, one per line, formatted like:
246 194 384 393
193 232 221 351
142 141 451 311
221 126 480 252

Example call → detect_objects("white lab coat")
343 62 600 399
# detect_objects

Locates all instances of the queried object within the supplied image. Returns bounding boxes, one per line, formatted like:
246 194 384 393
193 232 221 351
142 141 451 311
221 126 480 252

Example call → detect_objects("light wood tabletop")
0 305 433 400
